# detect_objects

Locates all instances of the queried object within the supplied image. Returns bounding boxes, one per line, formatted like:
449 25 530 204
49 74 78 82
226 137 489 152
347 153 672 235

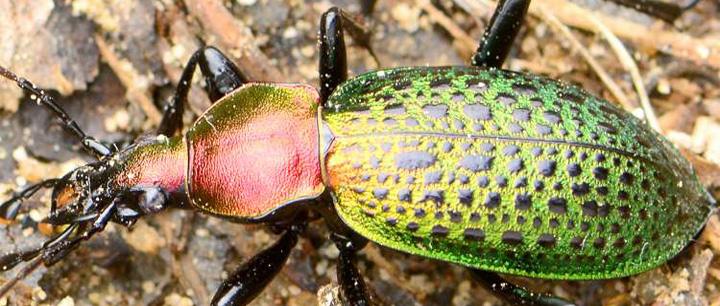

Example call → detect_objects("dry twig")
184 0 283 81
94 35 163 125
461 0 720 70
588 15 661 132
157 213 210 304
419 0 476 60
535 5 634 110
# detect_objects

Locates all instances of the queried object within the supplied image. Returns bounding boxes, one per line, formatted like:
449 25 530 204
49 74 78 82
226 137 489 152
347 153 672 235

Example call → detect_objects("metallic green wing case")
321 66 713 280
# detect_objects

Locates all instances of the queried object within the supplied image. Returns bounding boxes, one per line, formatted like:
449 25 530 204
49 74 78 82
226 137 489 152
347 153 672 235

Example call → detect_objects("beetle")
0 0 715 305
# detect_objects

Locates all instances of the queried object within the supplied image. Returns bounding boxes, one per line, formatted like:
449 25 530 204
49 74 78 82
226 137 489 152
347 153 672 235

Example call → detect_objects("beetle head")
45 156 173 228
45 162 117 225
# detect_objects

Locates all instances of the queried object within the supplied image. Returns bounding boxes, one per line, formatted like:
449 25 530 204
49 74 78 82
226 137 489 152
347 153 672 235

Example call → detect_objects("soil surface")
0 0 719 305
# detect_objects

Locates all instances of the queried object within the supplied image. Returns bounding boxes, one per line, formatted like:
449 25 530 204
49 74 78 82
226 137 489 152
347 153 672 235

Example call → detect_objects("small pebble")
142 281 156 294
289 285 302 296
31 287 46 301
57 296 75 306
163 293 193 306
195 228 209 237
22 227 34 237
315 259 328 276
656 79 671 95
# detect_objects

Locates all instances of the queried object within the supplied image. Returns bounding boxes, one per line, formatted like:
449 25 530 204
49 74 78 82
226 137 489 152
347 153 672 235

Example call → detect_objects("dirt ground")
0 0 719 305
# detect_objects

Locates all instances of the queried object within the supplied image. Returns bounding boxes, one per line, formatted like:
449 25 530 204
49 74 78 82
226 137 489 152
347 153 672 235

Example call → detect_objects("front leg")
211 225 302 306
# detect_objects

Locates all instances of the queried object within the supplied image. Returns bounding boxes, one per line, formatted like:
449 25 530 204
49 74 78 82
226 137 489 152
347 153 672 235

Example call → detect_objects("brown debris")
0 1 99 112
184 0 284 81
0 0 718 305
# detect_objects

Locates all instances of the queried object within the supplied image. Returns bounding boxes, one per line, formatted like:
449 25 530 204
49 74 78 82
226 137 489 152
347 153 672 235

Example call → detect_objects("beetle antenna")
0 223 80 298
0 256 42 298
0 66 111 158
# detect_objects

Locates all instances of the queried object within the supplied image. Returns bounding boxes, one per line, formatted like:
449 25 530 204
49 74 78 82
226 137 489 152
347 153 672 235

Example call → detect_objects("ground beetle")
0 0 715 305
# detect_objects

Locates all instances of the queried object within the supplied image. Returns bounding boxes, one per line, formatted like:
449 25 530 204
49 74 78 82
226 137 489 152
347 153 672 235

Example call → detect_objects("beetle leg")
211 225 302 306
111 187 180 227
0 66 111 158
469 269 576 306
471 0 531 69
605 0 700 23
314 192 373 304
319 7 377 105
331 233 375 306
157 46 248 136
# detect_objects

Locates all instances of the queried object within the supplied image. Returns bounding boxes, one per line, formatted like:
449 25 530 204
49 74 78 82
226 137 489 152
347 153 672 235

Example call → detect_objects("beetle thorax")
185 83 325 221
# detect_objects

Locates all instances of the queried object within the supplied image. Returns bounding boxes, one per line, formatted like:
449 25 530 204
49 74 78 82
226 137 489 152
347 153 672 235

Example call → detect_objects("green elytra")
322 66 715 280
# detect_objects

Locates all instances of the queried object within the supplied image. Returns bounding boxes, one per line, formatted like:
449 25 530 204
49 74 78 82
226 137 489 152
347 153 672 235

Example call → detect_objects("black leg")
469 269 575 306
0 67 111 158
471 0 531 69
112 187 176 227
606 0 701 23
199 47 249 102
211 226 302 306
157 46 248 136
331 233 373 306
319 7 377 106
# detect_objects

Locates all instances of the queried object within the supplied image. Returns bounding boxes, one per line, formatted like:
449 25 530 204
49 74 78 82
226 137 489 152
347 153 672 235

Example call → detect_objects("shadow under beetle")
0 0 716 305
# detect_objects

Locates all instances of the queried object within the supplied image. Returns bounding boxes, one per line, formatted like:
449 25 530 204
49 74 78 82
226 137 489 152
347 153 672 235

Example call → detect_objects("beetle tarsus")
0 197 122 299
469 269 576 306
0 256 43 299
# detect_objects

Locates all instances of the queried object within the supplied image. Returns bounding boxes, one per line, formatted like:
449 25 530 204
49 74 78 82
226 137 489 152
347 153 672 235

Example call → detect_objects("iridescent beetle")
0 0 715 305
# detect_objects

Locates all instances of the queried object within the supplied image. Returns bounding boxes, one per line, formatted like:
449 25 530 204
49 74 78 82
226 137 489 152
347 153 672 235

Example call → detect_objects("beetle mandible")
0 0 715 305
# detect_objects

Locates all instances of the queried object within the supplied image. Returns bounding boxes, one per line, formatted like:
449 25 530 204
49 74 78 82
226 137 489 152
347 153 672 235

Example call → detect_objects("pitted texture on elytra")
323 66 712 280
